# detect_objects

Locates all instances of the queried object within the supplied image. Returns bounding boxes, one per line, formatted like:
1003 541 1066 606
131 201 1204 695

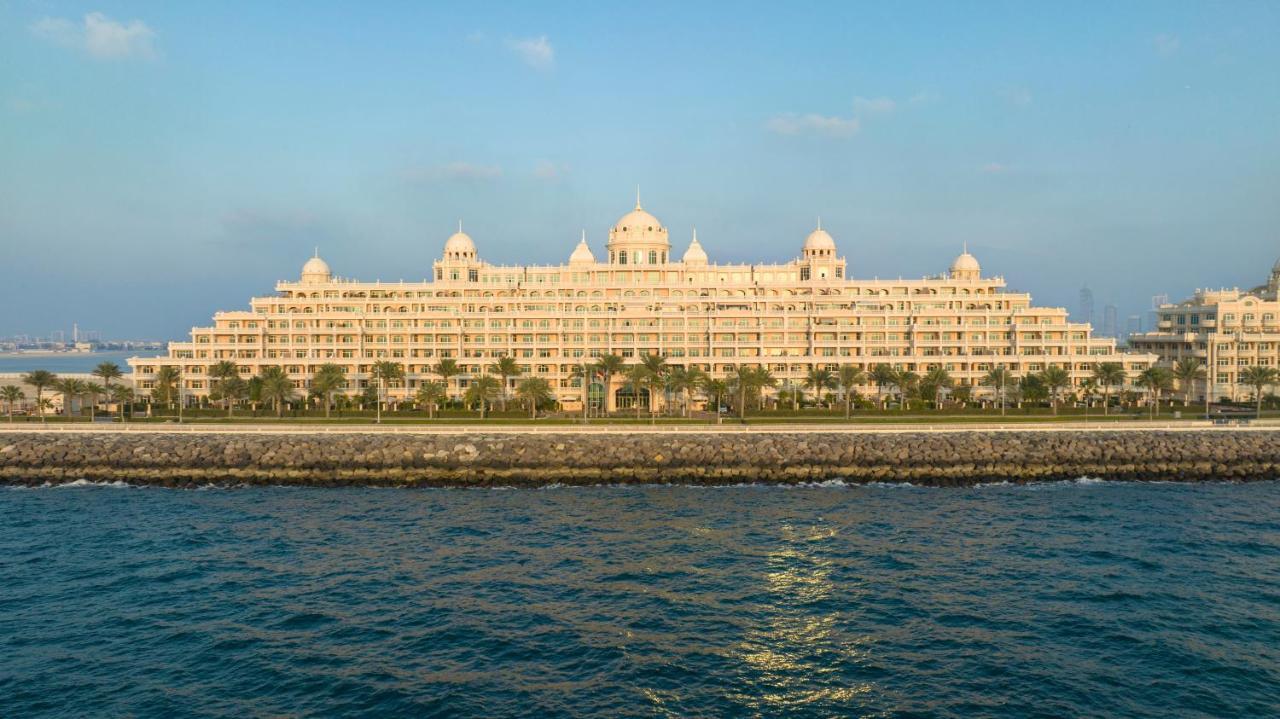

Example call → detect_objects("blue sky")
2 1 1278 339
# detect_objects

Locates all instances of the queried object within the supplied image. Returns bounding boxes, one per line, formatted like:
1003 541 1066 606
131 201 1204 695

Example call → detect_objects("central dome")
613 207 663 236
607 196 670 265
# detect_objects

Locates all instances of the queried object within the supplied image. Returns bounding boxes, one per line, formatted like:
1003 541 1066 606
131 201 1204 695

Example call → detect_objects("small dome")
608 194 670 257
569 233 596 264
444 230 476 256
614 207 663 235
682 231 708 264
302 256 330 275
803 228 836 251
301 254 331 283
951 252 980 273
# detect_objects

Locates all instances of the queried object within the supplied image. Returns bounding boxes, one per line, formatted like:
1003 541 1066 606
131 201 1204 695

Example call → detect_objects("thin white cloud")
766 113 860 138
770 93 920 138
508 35 554 70
30 12 157 61
1153 33 1181 57
980 162 1009 174
853 96 896 114
533 161 567 180
404 162 503 183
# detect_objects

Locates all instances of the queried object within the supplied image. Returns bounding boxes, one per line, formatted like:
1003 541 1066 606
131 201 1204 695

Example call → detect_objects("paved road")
1 420 1275 435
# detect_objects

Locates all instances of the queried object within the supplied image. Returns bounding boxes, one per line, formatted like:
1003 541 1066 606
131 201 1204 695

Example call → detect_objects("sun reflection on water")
731 522 879 713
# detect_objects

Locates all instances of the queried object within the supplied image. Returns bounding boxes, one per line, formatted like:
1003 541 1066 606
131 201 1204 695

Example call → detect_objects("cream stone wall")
129 201 1154 408
1130 263 1280 402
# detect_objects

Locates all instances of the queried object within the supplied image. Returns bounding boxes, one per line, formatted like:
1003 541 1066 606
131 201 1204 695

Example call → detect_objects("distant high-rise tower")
1079 285 1095 326
1126 314 1143 340
1102 304 1119 338
1149 294 1169 333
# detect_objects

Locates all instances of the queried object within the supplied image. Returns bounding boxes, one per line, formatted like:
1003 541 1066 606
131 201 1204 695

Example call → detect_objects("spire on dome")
569 230 596 265
635 185 642 210
682 228 708 265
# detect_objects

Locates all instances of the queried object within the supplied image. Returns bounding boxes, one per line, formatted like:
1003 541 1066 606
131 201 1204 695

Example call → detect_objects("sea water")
2 480 1277 717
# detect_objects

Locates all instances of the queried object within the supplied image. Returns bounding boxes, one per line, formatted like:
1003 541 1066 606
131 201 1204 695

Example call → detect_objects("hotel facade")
1129 262 1280 402
128 200 1155 409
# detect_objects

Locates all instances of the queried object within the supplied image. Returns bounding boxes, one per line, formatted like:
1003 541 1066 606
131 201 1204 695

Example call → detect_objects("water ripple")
1 481 1278 717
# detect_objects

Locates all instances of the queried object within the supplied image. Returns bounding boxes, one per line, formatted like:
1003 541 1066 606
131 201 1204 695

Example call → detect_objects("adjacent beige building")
128 200 1154 409
1130 262 1280 402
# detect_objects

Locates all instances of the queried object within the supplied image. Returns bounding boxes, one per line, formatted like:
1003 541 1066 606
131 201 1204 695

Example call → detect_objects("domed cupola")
950 244 981 281
569 230 596 266
802 219 837 259
443 221 477 263
301 250 332 283
682 229 708 265
607 191 670 265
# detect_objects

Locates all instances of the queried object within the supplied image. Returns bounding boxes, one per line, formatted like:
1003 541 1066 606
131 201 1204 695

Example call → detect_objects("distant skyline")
2 1 1278 339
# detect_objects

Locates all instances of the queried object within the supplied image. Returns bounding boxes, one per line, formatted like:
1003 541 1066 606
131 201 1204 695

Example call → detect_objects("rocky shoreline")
2 430 1279 488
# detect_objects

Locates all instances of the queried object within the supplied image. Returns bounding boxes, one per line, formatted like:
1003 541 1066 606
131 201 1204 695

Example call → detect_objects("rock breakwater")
1 430 1277 488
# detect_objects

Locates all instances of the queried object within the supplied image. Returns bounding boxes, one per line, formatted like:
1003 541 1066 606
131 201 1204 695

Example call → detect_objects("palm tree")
1 385 24 422
664 366 693 417
258 366 296 418
217 376 248 418
81 382 104 421
639 353 668 414
922 368 955 410
981 367 1015 415
782 375 802 411
152 366 181 412
666 365 706 417
804 368 837 409
1020 374 1048 408
490 355 522 411
729 366 776 419
109 384 133 422
895 370 921 410
683 366 708 415
516 376 554 419
246 376 264 415
415 381 447 419
1092 362 1126 416
21 370 56 423
53 377 86 418
570 363 594 421
311 363 346 419
837 365 865 419
1172 358 1205 407
1238 365 1279 419
594 353 626 414
871 364 899 409
624 364 655 420
752 367 778 411
1135 366 1174 419
464 374 501 418
703 378 729 424
207 360 240 415
370 360 405 423
432 358 462 408
1079 378 1098 416
1039 366 1071 415
92 362 122 401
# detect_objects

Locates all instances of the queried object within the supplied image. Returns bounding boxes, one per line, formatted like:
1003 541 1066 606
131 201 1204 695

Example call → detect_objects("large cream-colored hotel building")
128 199 1154 409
